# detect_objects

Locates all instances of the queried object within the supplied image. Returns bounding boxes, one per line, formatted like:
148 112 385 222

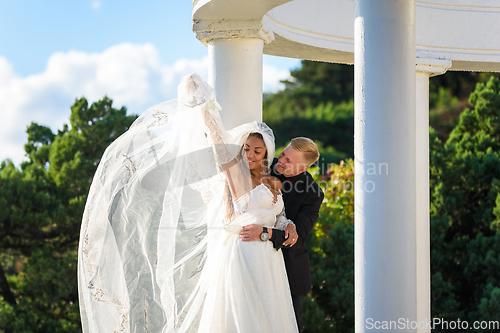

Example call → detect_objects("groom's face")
275 145 307 177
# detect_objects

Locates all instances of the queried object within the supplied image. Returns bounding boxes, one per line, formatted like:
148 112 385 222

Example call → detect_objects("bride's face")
244 136 267 171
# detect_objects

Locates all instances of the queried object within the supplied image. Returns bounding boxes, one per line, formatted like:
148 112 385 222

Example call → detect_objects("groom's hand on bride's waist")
281 224 298 247
239 224 298 247
239 225 272 241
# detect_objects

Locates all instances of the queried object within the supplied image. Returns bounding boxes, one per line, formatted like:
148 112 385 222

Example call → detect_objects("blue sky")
0 0 301 165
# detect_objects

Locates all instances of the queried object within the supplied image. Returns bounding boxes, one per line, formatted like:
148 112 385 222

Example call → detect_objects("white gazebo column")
194 20 273 129
415 59 451 333
354 1 416 332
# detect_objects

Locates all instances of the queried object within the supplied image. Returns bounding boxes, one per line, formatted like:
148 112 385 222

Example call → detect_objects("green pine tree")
0 96 136 332
430 77 500 332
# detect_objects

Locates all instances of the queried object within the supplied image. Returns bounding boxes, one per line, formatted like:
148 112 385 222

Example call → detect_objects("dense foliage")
429 71 500 141
303 161 354 333
0 97 136 332
429 77 500 332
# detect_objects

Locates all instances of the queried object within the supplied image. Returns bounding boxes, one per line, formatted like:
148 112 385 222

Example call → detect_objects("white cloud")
0 43 290 165
91 1 102 10
263 64 290 93
0 57 15 87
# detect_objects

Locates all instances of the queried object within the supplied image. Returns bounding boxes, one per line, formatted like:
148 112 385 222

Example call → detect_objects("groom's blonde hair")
290 137 320 167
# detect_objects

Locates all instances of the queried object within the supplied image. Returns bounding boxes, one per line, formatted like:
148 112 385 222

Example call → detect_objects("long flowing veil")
77 74 251 332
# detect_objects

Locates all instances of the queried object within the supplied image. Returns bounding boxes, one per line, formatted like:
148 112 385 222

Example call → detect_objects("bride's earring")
263 159 270 175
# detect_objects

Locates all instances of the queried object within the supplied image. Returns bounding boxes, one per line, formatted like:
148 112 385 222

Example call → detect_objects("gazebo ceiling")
193 0 500 72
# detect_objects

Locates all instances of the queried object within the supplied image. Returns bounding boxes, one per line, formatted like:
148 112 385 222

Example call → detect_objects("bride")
78 73 298 332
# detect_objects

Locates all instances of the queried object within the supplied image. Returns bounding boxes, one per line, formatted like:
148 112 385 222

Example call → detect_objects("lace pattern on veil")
77 73 286 332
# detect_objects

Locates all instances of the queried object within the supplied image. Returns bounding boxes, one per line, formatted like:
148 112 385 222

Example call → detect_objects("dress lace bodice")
235 184 283 215
232 183 292 231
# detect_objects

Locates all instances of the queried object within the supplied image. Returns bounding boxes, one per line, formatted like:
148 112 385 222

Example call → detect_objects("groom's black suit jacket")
270 158 324 296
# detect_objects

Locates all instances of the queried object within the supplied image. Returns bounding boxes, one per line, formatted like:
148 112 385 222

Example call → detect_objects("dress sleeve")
274 206 295 231
201 100 238 165
200 97 252 201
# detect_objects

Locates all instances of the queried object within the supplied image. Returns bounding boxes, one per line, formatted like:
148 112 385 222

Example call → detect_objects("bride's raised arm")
180 74 252 201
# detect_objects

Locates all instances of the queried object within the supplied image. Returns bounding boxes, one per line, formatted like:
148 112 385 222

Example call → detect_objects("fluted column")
354 1 416 332
415 58 451 333
194 20 273 129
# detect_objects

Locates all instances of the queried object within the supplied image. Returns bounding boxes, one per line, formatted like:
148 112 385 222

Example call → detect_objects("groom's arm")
270 191 324 250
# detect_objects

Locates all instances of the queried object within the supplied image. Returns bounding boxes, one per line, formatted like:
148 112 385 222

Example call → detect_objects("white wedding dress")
78 73 298 332
198 182 298 332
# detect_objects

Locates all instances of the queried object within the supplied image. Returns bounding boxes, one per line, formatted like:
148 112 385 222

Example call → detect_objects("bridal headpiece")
228 121 276 169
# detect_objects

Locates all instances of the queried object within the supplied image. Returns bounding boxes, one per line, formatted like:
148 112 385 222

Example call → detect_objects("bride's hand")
184 74 200 95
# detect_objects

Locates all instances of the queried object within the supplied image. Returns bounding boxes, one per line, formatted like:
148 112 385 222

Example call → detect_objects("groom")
240 137 324 330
